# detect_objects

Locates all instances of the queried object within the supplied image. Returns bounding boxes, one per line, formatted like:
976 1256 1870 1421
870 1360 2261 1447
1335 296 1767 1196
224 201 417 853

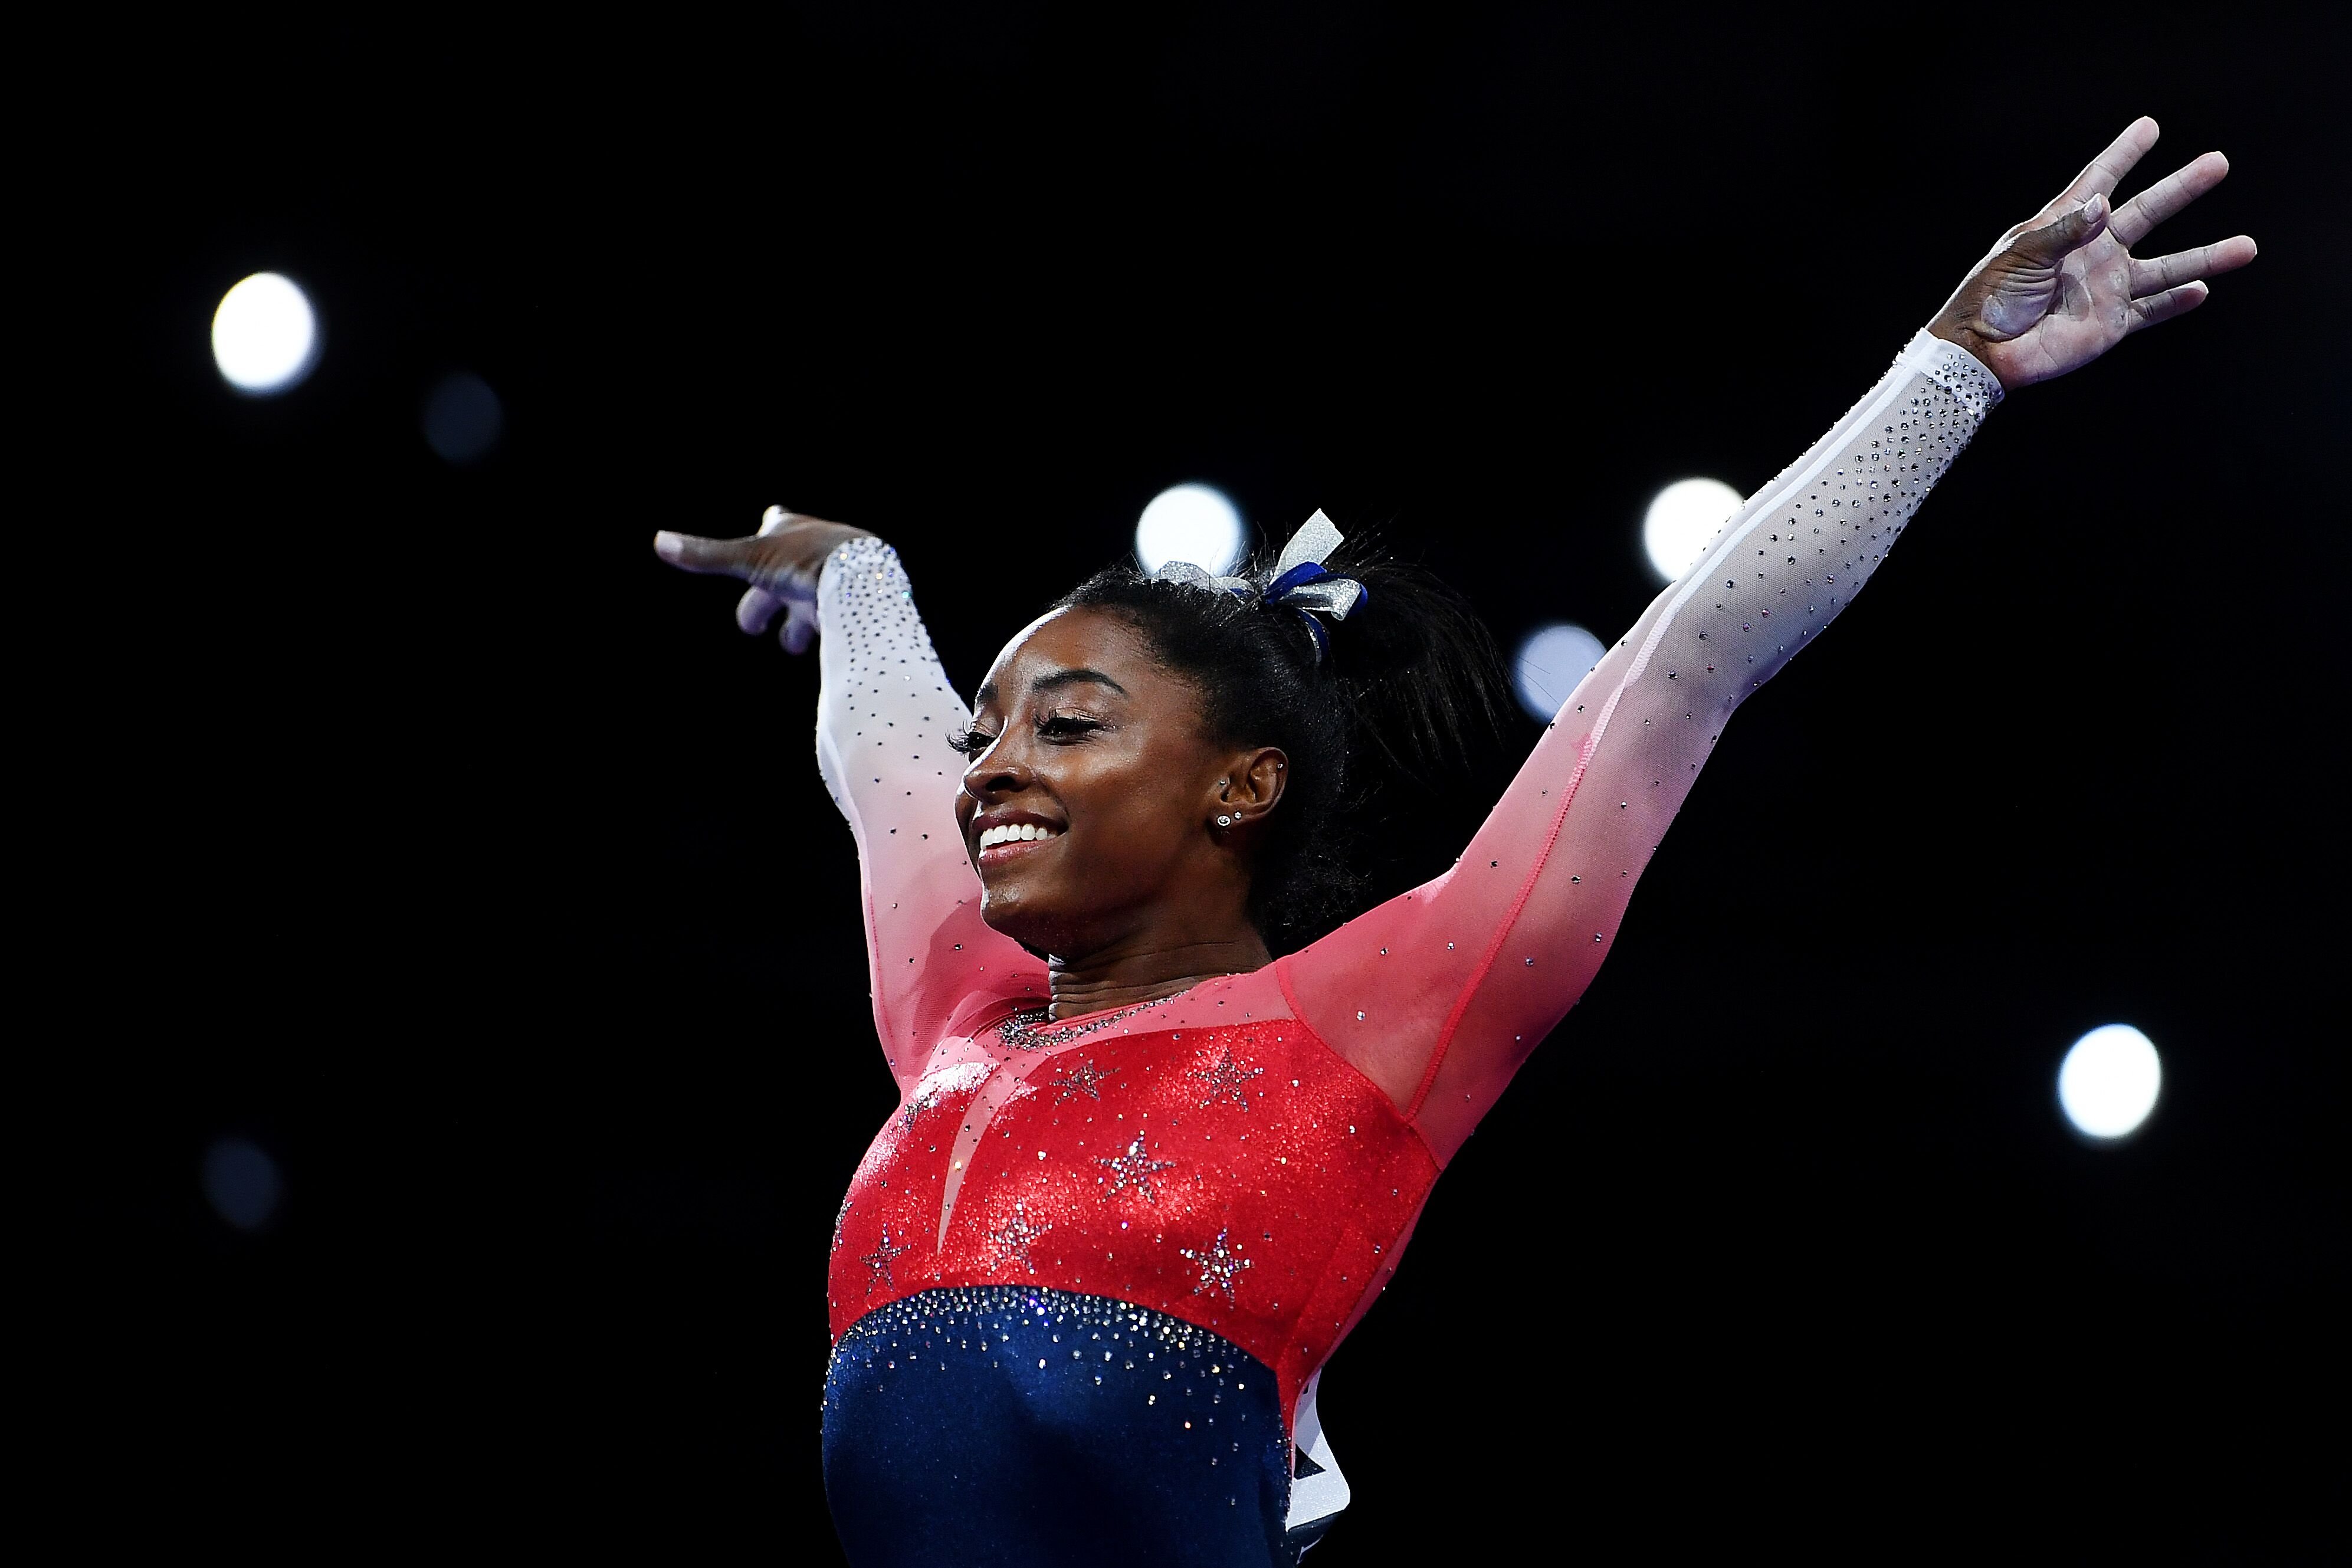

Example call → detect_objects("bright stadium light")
2058 1024 2163 1141
211 273 320 395
1642 477 1744 581
1512 622 1607 723
1136 483 1245 576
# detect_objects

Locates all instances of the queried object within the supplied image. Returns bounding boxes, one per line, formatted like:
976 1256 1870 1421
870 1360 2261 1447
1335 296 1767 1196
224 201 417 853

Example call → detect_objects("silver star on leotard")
1179 1228 1252 1305
898 1084 944 1132
860 1229 909 1295
1095 1137 1176 1203
1190 1045 1262 1109
985 1202 1051 1273
1049 1059 1108 1104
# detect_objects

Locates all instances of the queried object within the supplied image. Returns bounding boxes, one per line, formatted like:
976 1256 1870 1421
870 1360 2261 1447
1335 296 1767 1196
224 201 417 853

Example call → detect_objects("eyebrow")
973 667 1130 708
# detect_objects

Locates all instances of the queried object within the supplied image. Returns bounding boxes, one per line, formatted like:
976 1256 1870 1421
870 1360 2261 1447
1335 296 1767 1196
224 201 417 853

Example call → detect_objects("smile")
976 822 1065 865
978 823 1064 851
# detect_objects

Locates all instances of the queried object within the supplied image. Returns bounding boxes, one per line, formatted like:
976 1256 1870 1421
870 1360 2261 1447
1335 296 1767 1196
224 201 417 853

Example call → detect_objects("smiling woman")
943 521 1509 985
650 117 2254 1568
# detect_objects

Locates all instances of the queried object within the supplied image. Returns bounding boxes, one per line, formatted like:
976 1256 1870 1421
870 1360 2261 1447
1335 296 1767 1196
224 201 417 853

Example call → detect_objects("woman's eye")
1036 714 1104 741
947 726 998 757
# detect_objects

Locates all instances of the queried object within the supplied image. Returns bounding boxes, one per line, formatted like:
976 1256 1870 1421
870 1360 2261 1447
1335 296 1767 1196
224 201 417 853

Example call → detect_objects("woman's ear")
1212 747 1288 829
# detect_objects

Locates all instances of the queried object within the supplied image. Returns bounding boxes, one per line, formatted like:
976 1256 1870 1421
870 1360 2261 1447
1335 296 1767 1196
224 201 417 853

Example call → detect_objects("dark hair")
1057 524 1513 953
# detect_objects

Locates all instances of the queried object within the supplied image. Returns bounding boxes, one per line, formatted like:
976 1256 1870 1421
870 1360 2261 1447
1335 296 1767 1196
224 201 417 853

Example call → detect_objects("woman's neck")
1045 931 1273 1019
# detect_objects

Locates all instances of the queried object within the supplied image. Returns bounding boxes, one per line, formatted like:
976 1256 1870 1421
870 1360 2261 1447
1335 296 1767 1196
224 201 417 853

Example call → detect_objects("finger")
780 599 819 654
2111 151 2230 247
2129 234 2258 296
2055 116 2160 206
2125 281 2210 335
654 530 759 577
2011 194 2111 263
737 585 785 635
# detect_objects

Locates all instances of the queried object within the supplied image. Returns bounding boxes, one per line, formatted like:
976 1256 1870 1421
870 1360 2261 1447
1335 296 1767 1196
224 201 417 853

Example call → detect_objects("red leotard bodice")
828 983 1438 1427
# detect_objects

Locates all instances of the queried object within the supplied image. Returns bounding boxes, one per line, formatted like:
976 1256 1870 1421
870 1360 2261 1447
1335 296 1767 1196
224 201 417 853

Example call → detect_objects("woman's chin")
977 883 1084 960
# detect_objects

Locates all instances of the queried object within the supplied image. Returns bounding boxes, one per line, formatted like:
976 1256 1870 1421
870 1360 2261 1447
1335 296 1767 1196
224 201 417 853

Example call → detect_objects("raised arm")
1277 117 2254 1163
656 515 1041 1090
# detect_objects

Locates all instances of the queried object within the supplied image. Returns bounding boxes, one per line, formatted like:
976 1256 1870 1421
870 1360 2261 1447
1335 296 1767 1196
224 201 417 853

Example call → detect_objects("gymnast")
654 117 2253 1566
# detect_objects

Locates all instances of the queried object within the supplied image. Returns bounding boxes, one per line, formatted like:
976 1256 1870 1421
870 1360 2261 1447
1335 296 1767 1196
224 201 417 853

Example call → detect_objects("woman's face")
954 606 1277 962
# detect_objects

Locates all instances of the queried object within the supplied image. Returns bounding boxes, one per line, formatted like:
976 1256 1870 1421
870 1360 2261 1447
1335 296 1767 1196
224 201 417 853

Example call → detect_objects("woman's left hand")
1930 116 2257 389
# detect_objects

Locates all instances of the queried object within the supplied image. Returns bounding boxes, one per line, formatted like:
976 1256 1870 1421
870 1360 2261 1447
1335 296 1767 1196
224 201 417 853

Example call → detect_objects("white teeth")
979 823 1061 849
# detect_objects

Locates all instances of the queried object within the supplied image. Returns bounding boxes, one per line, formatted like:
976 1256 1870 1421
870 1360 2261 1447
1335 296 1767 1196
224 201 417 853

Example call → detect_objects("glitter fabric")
811 333 1999 1556
821 1285 1290 1567
826 1012 1432 1433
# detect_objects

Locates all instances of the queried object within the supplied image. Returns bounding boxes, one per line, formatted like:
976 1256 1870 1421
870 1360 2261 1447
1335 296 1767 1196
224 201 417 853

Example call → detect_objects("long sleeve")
815 538 1045 1091
1277 330 2005 1162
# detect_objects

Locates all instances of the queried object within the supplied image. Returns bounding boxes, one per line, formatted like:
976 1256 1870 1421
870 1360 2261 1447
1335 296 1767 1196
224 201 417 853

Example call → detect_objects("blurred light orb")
422 370 505 464
201 1137 284 1231
2058 1024 2163 1141
1135 483 1245 576
211 273 319 395
1642 477 1744 581
1512 622 1607 723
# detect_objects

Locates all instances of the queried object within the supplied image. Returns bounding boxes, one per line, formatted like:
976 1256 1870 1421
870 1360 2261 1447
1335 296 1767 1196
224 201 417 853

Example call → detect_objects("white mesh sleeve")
1280 331 2005 1161
815 539 1044 1088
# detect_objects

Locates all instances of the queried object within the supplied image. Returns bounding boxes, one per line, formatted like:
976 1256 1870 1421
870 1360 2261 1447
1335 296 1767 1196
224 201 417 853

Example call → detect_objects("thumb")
2012 193 2110 263
653 530 756 577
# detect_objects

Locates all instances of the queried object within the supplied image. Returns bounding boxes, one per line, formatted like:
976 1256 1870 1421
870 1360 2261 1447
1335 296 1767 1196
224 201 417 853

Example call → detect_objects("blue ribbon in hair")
1149 509 1369 659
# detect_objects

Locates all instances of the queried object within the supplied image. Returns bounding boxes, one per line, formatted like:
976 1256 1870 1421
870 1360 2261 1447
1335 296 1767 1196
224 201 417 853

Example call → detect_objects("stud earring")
1216 815 1232 827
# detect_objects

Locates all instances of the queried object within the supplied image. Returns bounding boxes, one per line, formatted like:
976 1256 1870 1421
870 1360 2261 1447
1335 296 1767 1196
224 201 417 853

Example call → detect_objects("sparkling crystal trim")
827 1282 1257 1377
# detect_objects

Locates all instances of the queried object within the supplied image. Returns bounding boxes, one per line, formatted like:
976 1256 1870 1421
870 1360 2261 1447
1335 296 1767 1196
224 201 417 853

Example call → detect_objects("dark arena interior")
55 9 2346 1559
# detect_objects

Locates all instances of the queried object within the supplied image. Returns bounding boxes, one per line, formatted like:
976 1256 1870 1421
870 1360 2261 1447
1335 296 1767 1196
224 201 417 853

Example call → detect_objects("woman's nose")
962 750 1034 801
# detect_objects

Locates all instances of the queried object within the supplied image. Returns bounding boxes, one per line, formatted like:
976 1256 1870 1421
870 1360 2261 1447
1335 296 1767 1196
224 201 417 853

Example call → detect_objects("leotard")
815 330 2003 1566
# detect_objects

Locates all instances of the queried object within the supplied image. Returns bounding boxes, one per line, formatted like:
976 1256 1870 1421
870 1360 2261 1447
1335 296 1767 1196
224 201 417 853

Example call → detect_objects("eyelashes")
946 714 1107 758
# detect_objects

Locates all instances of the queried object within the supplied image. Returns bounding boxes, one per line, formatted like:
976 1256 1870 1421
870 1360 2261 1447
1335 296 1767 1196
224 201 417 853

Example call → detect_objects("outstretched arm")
1278 119 2255 1163
655 514 1043 1091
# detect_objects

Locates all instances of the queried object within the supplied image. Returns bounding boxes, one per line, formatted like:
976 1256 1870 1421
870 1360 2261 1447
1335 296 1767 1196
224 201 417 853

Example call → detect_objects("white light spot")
211 273 320 395
201 1137 284 1230
2058 1024 2163 1141
1135 484 1244 576
1642 477 1744 581
1511 622 1606 722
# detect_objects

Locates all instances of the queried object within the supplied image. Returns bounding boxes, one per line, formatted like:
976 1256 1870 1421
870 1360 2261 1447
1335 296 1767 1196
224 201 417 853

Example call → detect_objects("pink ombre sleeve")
815 539 1045 1091
1279 331 2006 1162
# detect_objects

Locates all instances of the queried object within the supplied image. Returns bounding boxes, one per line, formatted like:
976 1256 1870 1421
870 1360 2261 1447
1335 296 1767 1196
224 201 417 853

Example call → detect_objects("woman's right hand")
654 508 876 653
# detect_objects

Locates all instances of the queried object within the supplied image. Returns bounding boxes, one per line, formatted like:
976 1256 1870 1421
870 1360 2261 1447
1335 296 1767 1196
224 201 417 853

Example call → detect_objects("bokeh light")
422 370 505 464
2058 1024 2163 1141
1135 483 1245 576
201 1137 284 1231
1642 477 1744 581
1512 622 1607 723
211 273 320 395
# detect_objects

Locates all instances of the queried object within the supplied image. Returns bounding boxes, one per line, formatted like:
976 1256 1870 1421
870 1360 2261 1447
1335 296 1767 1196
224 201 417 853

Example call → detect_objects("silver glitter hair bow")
1149 509 1369 658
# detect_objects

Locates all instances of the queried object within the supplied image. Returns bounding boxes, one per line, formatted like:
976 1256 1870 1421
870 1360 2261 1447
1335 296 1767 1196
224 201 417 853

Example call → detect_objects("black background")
63 6 2346 1558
